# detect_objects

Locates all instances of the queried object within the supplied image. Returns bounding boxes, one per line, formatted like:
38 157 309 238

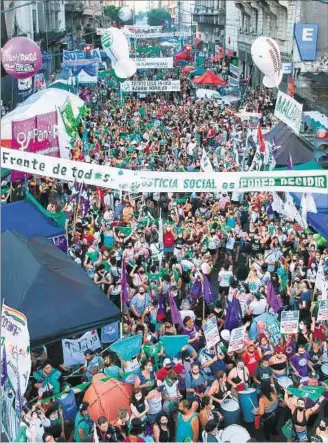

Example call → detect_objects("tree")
147 8 171 27
104 5 120 24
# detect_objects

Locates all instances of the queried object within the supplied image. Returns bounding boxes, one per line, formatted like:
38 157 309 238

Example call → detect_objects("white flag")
93 424 99 443
315 261 328 299
200 148 214 172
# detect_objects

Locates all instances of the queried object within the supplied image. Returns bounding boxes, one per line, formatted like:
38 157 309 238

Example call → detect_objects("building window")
32 9 37 33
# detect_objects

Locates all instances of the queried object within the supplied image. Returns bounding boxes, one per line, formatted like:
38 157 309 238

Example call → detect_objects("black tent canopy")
264 122 314 166
1 230 121 346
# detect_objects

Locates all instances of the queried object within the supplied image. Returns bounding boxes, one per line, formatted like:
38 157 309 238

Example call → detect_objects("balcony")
64 0 84 13
193 8 225 26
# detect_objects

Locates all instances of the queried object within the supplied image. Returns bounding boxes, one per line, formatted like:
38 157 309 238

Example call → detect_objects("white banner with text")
120 80 181 92
2 148 328 194
133 57 173 69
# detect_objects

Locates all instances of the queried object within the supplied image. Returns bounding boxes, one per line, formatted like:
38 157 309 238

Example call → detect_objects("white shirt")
218 270 233 287
249 298 267 315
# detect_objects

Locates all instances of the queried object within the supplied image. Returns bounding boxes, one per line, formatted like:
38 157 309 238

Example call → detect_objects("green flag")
288 385 325 403
59 98 78 142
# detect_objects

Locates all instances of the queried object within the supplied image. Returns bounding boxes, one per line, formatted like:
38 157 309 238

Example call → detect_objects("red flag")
257 124 266 153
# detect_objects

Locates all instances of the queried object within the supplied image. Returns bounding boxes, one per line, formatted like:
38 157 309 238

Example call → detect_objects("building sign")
121 80 181 92
282 63 293 74
133 57 173 69
274 90 303 135
294 23 319 61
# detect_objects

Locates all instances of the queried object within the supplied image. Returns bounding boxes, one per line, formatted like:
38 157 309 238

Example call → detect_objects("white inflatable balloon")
101 27 129 63
262 71 283 88
113 59 137 79
251 36 282 87
119 7 132 22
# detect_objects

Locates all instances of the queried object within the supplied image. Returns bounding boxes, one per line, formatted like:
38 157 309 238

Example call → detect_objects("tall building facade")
192 0 226 49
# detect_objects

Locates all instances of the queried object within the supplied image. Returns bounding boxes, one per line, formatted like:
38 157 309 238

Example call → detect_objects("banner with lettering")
228 76 240 88
101 322 119 343
121 80 181 92
134 57 173 69
11 112 59 181
59 98 78 143
62 49 101 67
62 330 101 367
280 311 300 334
2 148 328 194
274 90 303 135
1 304 31 396
229 64 241 77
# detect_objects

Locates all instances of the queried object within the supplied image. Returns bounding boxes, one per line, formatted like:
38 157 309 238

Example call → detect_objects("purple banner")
11 111 60 181
49 235 67 253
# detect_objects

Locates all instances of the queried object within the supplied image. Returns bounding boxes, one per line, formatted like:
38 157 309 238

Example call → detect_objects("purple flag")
157 293 166 322
70 180 80 204
1 345 8 388
121 260 129 305
224 296 242 331
202 273 215 304
190 278 202 299
168 292 184 328
266 280 282 314
80 183 89 218
287 153 293 170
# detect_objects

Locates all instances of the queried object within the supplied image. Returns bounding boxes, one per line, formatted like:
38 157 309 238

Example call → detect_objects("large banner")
274 90 303 135
62 49 101 67
229 64 241 77
1 304 31 396
124 25 163 31
96 28 184 39
121 80 180 92
2 147 328 194
134 57 173 69
228 76 240 88
62 330 101 367
11 111 59 181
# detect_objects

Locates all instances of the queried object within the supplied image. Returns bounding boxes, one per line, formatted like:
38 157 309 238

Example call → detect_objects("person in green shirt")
73 402 93 442
33 361 61 396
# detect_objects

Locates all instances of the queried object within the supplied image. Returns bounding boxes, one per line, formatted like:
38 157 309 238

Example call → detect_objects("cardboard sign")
62 330 101 367
228 326 245 353
318 300 328 321
203 316 220 349
280 311 300 334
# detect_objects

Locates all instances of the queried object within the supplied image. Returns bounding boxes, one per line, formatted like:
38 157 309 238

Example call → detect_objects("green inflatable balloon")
313 233 328 247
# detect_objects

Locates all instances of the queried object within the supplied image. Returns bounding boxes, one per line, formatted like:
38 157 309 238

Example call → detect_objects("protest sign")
121 80 181 92
62 330 101 367
229 64 241 77
274 90 303 135
160 335 189 359
228 76 240 88
228 326 245 353
203 316 220 349
2 148 328 194
101 322 119 343
109 335 142 361
133 57 173 69
281 311 300 334
1 304 31 396
317 300 328 321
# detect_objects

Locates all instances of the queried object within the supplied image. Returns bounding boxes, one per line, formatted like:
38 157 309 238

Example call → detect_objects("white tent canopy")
1 89 84 159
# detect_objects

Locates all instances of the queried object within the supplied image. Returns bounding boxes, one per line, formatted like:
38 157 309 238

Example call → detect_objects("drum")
220 398 240 427
320 363 328 381
238 388 258 423
277 376 293 390
221 424 251 443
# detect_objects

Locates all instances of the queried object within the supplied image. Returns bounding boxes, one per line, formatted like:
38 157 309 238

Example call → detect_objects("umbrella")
193 70 227 86
84 374 133 423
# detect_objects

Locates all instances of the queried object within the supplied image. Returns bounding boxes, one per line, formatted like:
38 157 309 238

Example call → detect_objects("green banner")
59 98 78 144
26 191 67 228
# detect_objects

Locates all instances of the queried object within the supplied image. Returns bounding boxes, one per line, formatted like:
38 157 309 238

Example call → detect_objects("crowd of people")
3 61 328 443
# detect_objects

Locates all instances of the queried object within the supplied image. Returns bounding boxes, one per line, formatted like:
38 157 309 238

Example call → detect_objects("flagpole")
73 182 83 232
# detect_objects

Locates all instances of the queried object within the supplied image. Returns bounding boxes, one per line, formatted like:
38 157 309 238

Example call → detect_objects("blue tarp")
1 200 65 238
1 231 121 345
291 192 328 238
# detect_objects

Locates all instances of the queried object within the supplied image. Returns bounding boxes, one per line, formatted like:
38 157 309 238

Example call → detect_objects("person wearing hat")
156 358 184 382
73 402 93 442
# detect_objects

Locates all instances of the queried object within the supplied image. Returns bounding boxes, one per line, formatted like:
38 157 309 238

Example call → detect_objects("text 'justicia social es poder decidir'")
2 148 328 193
